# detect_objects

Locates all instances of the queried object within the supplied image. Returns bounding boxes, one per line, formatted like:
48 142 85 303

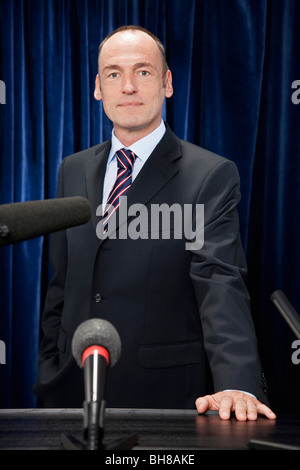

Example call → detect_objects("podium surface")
0 408 299 450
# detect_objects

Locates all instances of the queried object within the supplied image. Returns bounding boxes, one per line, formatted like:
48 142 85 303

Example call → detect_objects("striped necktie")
103 148 136 232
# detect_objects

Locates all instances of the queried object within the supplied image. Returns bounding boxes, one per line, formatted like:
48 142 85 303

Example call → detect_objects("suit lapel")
126 125 182 208
85 140 111 234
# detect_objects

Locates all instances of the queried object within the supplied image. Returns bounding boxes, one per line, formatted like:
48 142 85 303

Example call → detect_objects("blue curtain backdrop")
0 0 299 412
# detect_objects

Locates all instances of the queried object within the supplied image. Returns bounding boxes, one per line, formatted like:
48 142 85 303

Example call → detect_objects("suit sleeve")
189 159 268 404
33 160 68 389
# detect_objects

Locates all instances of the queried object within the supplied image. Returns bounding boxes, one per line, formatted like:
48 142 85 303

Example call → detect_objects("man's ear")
165 70 173 98
94 74 102 101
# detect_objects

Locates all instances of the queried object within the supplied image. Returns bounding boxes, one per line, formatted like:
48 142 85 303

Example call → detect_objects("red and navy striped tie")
103 148 136 232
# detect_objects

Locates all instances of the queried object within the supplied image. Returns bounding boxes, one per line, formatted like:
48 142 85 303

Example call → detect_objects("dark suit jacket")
33 125 268 408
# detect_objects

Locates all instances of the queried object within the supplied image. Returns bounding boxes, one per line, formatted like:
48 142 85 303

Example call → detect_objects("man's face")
94 30 173 144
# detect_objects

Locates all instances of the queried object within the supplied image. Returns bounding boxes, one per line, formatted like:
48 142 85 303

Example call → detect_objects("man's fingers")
196 391 277 421
195 396 210 413
195 394 220 413
233 398 259 421
257 403 277 420
218 394 234 420
233 397 248 421
245 401 259 421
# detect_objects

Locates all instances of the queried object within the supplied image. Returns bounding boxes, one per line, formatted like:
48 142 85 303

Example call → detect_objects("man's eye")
139 70 150 76
109 72 119 78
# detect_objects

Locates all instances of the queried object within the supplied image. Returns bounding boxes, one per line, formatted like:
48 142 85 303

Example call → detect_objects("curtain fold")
0 0 299 411
246 0 300 410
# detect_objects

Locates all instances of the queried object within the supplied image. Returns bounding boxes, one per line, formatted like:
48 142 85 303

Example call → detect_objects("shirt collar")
108 120 166 164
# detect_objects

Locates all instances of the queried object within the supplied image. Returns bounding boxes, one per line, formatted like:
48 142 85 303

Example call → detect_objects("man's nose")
122 73 137 94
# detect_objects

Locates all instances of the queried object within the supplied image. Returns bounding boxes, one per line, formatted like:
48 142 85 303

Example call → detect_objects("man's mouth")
118 101 143 107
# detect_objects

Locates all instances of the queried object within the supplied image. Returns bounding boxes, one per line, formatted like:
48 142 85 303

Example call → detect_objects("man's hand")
195 390 276 421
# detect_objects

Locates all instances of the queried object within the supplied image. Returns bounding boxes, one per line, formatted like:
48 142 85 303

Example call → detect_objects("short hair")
98 25 169 79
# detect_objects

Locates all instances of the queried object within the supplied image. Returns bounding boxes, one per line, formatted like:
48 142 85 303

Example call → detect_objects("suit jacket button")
94 293 102 303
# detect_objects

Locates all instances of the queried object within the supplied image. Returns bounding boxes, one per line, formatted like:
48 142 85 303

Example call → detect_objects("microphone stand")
61 351 138 450
61 401 139 451
61 429 139 451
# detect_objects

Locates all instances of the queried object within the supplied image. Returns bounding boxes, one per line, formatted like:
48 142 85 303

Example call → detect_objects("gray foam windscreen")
0 196 91 246
71 318 122 368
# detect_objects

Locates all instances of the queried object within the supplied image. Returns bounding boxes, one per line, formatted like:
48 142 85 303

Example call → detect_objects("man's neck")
113 121 162 148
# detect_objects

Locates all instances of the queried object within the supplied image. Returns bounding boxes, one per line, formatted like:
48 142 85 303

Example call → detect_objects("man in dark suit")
33 26 276 421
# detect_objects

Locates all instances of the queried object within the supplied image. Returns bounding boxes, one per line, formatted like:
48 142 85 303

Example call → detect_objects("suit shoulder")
178 139 240 186
62 141 109 168
180 139 233 169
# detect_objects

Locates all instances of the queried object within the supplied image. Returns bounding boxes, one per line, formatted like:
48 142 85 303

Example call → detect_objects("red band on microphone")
82 345 110 367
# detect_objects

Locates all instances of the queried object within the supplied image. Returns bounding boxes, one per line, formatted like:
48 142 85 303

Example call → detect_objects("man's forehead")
99 30 159 62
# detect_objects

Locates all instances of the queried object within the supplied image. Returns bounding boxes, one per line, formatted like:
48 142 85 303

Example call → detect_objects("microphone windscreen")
72 318 122 368
0 196 91 246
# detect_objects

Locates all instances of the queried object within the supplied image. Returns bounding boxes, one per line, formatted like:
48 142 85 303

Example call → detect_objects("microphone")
271 290 300 340
0 196 91 246
71 318 122 450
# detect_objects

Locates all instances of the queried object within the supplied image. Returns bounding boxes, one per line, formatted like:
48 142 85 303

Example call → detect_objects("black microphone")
271 290 300 340
0 196 91 246
71 318 122 450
